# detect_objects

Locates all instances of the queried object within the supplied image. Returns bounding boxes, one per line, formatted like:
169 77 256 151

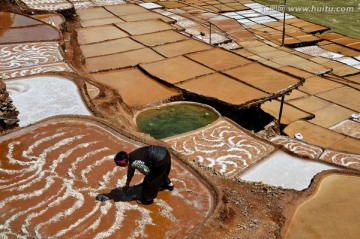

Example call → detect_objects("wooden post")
281 0 287 46
209 22 212 45
278 96 285 126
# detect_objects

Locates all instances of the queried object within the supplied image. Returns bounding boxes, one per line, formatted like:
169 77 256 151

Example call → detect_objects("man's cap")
114 151 129 166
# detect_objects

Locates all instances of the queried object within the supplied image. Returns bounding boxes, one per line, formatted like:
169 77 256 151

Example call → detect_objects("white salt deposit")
295 45 343 59
5 76 92 127
139 2 162 9
334 56 360 66
240 151 338 190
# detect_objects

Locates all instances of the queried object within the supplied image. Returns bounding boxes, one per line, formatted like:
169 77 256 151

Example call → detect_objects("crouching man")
114 145 174 205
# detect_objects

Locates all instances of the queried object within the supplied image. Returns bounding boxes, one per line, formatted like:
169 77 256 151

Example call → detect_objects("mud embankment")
0 80 19 131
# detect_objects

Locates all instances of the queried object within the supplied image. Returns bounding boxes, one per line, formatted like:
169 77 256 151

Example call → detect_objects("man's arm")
126 165 135 186
122 165 135 193
123 160 149 193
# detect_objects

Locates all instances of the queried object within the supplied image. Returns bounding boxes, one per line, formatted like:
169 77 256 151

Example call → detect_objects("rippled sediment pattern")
166 119 275 177
320 150 360 170
0 118 212 238
270 135 323 159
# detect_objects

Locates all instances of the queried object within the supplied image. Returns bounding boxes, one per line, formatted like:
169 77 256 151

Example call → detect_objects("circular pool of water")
135 102 220 139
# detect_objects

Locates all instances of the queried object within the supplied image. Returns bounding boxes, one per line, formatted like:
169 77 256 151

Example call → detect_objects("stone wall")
0 80 19 130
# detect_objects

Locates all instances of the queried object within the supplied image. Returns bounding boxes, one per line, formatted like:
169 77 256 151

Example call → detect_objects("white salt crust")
240 151 338 190
0 121 212 238
5 76 92 127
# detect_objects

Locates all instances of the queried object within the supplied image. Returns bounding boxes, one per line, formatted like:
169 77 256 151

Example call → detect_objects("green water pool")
136 103 220 139
254 0 360 39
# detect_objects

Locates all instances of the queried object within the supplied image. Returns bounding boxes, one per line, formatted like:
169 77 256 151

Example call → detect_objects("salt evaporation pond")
240 151 338 190
136 102 220 139
5 76 92 126
284 174 360 239
0 118 213 238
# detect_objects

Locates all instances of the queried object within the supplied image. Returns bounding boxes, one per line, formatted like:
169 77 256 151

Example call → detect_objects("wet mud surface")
91 68 180 107
177 73 268 105
140 56 215 84
284 173 360 239
84 48 164 73
0 118 213 238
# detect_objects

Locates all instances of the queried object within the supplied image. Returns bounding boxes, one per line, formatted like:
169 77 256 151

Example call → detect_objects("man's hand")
122 185 129 194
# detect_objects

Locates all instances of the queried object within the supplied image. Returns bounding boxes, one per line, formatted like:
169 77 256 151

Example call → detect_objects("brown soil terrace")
281 170 360 239
0 117 213 238
1 0 360 238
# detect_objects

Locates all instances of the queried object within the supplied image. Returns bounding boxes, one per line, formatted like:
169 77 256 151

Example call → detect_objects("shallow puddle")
285 174 360 239
0 25 60 43
136 102 220 139
0 12 41 28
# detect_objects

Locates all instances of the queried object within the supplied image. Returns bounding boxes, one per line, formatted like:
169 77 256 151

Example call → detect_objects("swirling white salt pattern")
0 42 63 70
0 119 212 238
166 119 275 177
0 129 153 238
320 150 360 170
330 120 360 139
1 63 73 79
270 135 323 159
271 135 360 170
18 0 126 11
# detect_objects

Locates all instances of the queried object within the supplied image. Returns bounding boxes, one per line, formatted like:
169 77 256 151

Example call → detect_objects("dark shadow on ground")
96 184 142 202
183 95 275 132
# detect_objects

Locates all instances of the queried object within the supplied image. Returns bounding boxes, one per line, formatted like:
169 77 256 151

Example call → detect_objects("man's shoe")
136 199 154 205
159 183 174 191
96 194 109 202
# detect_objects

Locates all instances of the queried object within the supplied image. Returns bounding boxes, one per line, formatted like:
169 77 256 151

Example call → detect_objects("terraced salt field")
284 173 360 239
6 76 92 126
1 0 360 238
0 118 213 238
165 119 275 177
